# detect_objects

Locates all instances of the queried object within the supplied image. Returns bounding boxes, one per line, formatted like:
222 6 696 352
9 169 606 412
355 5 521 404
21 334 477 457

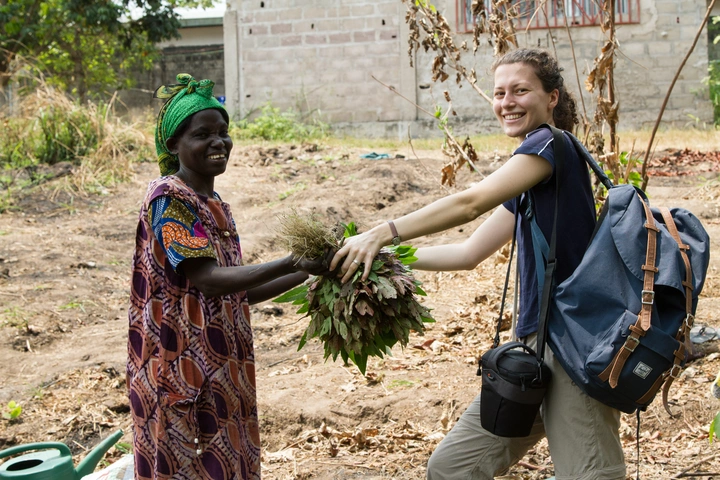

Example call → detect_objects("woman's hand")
293 248 337 277
329 228 387 283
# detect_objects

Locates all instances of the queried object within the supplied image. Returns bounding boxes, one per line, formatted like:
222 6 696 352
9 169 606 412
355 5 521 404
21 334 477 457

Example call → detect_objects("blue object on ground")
359 152 390 159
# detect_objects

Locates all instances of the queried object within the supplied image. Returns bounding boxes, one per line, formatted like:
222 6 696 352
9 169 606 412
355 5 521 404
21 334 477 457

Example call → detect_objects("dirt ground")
1 138 720 479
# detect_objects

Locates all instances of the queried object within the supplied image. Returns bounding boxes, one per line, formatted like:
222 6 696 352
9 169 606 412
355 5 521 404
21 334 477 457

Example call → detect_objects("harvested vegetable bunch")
274 217 434 374
276 208 343 262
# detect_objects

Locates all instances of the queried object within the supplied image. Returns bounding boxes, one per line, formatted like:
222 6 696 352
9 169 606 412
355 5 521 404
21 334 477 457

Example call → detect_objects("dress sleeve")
149 195 217 271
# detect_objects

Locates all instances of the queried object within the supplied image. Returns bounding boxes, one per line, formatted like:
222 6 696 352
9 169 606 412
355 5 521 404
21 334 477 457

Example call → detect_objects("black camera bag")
480 341 551 437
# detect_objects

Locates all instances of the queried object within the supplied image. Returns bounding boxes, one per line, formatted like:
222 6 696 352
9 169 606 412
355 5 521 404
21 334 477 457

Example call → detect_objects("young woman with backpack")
330 48 626 479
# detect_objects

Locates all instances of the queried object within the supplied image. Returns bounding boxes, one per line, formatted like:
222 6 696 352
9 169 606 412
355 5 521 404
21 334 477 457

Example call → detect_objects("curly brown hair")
491 48 579 132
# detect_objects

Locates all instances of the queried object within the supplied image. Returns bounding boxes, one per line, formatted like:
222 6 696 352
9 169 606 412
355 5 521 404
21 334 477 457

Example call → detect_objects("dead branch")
640 0 718 190
370 74 483 179
402 0 493 104
670 453 720 478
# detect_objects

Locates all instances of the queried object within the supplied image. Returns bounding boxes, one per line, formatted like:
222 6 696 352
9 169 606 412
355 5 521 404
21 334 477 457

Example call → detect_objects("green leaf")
2 401 21 420
349 350 368 375
273 284 309 303
415 285 427 296
298 330 308 351
338 321 349 341
320 316 332 336
375 276 398 299
710 411 720 443
343 222 358 237
399 255 418 265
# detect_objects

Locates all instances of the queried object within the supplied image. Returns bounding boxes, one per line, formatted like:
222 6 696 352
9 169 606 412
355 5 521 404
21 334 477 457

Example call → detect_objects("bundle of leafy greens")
273 214 434 374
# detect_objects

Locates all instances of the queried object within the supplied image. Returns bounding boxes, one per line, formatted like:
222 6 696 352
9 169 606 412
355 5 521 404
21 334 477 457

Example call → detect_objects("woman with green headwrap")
127 74 331 479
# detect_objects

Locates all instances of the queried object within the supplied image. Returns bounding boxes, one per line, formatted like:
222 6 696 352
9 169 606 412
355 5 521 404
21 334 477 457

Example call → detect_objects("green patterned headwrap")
154 73 226 176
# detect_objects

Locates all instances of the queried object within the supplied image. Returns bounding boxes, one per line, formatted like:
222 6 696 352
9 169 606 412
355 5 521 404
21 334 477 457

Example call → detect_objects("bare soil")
1 141 720 479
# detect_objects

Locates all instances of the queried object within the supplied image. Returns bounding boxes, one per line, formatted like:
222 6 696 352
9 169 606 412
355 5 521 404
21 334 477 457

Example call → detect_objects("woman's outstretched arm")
331 153 551 282
412 207 514 272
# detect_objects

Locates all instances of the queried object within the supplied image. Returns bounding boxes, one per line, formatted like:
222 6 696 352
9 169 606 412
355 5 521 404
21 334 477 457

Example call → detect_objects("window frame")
456 0 641 33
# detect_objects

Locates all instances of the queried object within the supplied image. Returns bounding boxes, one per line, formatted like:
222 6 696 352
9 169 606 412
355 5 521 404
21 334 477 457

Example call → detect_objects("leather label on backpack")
633 362 653 379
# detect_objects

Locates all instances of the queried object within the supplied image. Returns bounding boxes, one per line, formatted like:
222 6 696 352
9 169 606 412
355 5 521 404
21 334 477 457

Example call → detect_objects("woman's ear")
166 137 179 155
549 89 560 110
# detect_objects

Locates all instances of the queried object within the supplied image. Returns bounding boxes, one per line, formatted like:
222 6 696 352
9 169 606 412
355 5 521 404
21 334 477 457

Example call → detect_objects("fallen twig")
670 453 720 478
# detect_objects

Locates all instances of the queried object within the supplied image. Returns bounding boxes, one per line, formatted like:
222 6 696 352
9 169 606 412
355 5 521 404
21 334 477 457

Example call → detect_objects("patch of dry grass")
276 209 342 260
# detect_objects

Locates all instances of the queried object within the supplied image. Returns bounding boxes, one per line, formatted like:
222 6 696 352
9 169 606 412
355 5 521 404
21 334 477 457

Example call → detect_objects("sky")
174 1 226 19
126 1 226 20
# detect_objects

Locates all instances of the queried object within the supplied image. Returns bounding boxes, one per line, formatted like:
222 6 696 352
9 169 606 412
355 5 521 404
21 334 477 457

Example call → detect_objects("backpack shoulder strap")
657 207 695 416
534 124 565 365
564 131 615 189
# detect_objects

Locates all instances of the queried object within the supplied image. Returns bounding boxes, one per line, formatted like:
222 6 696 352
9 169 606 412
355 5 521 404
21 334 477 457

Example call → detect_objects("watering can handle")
0 442 72 460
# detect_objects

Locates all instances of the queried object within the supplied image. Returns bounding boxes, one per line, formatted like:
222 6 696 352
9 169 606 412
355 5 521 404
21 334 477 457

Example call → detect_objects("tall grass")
0 82 153 211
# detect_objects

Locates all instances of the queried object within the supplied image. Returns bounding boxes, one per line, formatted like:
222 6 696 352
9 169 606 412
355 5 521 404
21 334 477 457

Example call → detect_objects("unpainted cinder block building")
221 0 717 137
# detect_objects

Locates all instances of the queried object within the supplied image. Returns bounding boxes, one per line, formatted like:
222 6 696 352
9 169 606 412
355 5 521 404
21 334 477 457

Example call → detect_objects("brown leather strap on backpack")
658 207 694 416
599 195 659 388
639 199 660 332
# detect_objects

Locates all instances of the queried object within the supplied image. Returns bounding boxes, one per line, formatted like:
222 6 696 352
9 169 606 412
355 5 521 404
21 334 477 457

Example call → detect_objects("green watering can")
0 429 123 480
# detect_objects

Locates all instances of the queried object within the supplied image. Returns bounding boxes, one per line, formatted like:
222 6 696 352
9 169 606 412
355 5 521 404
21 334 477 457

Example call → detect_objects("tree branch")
371 74 483 177
640 0 717 190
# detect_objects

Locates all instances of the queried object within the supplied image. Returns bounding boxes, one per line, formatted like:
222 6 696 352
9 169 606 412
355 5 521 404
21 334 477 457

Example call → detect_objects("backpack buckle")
623 336 640 353
669 364 682 379
641 290 655 305
685 313 695 329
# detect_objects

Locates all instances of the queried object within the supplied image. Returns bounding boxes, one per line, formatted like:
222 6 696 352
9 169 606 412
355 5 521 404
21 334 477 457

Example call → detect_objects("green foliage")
1 306 28 329
710 410 720 443
414 0 437 13
231 104 329 142
0 84 153 211
114 442 133 454
706 16 720 126
2 400 22 420
0 0 214 98
604 151 644 189
343 221 358 237
274 224 434 374
388 379 415 389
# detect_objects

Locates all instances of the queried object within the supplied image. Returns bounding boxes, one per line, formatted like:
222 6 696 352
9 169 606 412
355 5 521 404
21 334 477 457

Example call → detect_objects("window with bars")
457 0 640 33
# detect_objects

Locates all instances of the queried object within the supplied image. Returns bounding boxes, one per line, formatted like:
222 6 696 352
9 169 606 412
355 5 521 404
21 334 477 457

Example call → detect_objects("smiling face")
492 62 559 139
167 108 233 194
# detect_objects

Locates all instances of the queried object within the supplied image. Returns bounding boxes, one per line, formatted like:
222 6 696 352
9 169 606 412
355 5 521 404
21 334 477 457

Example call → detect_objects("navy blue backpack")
535 126 710 415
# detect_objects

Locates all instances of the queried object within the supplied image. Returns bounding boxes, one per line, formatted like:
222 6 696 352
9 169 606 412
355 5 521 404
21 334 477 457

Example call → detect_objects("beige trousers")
426 335 626 480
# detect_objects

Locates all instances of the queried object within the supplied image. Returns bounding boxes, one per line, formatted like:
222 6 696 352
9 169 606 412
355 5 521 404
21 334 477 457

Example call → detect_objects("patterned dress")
127 176 260 480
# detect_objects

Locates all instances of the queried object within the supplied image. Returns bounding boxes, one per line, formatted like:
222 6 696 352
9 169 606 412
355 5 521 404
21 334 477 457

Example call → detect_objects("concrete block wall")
116 46 225 117
224 0 416 124
225 0 714 135
414 0 714 132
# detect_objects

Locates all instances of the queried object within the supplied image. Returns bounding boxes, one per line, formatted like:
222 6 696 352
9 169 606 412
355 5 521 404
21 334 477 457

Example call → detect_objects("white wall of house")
223 0 714 136
159 21 224 48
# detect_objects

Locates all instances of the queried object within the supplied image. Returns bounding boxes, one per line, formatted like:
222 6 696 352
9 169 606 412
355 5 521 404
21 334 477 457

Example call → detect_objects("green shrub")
231 104 329 142
708 16 720 126
0 83 152 210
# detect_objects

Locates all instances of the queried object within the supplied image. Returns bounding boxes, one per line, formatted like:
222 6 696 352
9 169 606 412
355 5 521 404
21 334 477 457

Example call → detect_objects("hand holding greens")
274 215 434 374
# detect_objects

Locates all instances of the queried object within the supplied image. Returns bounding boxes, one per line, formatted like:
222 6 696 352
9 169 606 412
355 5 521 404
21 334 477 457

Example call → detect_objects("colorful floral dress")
127 176 260 480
